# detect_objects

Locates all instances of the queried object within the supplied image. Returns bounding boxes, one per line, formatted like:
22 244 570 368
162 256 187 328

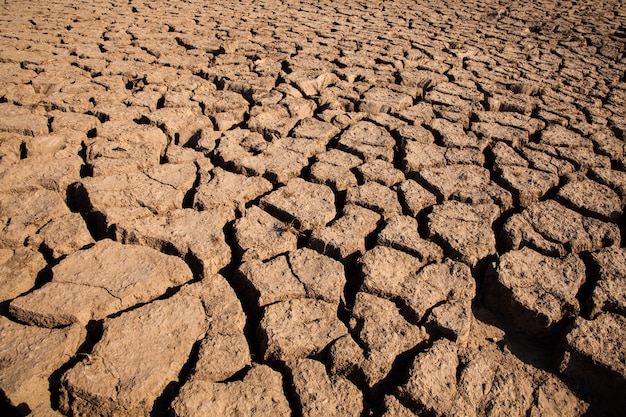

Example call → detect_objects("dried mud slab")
396 338 460 416
59 290 207 417
171 365 291 417
233 205 298 262
361 253 475 325
309 204 381 260
194 167 273 213
484 247 585 337
288 247 346 304
28 212 94 260
337 120 395 162
376 215 444 263
0 189 70 248
0 152 83 195
397 179 438 217
556 177 622 222
110 207 233 279
557 313 626 415
417 165 513 210
181 275 251 383
236 256 306 308
586 247 626 318
288 358 363 417
348 292 428 388
0 246 46 303
10 240 193 327
2 0 626 415
260 178 336 231
309 149 361 191
346 181 403 219
496 165 559 207
84 122 168 176
503 200 620 256
356 159 405 187
74 165 194 215
427 201 500 267
258 298 347 362
0 317 85 413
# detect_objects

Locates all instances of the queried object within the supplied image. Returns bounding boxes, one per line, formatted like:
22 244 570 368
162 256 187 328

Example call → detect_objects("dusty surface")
0 0 625 415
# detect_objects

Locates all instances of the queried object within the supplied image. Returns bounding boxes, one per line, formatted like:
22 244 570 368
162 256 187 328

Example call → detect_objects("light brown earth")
0 0 625 415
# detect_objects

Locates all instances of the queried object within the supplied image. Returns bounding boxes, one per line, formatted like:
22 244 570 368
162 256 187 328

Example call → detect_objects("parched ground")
1 0 625 415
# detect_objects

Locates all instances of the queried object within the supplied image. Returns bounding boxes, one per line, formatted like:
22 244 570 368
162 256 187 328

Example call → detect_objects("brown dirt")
1 0 625 416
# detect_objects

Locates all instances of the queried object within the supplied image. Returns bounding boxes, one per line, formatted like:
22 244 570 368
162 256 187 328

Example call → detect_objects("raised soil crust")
1 0 625 416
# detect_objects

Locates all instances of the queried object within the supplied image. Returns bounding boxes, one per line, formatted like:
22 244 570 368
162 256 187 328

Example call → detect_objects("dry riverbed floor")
1 0 626 415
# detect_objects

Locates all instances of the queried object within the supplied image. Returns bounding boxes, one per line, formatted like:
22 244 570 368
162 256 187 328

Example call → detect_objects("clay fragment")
10 240 193 327
309 204 381 260
289 358 363 417
260 178 336 231
586 247 626 318
258 298 347 362
557 313 626 415
60 291 207 417
484 247 586 337
172 365 291 417
0 317 85 412
427 201 500 266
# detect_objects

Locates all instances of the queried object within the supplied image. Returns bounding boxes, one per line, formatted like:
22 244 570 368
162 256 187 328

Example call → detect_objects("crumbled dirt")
1 0 625 415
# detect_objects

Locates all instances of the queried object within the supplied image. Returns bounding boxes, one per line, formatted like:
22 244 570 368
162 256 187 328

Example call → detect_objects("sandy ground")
1 0 625 416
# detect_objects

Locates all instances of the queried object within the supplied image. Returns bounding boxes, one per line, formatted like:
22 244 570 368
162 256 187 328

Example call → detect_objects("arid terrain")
1 0 625 415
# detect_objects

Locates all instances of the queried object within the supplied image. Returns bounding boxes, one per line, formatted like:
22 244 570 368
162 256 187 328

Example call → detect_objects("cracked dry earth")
1 0 626 416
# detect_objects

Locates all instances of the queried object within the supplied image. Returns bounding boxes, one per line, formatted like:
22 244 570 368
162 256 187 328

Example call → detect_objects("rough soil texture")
0 0 625 416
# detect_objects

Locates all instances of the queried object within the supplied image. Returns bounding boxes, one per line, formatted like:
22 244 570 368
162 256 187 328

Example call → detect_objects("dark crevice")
48 320 103 413
411 173 445 203
471 254 498 288
218 220 265 362
181 161 202 209
82 211 109 242
104 285 185 322
183 251 205 283
19 142 27 159
134 115 152 125
621 207 626 249
0 261 55 316
32 263 54 291
0 390 24 417
390 340 438 417
341 255 364 312
538 175 569 202
369 341 429 407
156 96 165 110
577 251 600 319
175 37 195 51
275 363 304 417
492 206 523 254
416 205 434 240
150 339 201 417
365 217 385 252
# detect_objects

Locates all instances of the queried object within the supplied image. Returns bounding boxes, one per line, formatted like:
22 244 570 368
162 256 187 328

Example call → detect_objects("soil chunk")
557 313 626 415
258 298 347 362
260 178 336 231
172 365 291 417
10 240 193 327
484 247 586 337
60 291 207 417
427 201 500 266
288 358 363 417
503 200 620 257
0 318 85 412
